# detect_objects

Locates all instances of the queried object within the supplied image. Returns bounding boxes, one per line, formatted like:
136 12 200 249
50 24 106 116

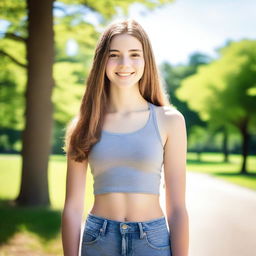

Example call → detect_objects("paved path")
160 171 256 256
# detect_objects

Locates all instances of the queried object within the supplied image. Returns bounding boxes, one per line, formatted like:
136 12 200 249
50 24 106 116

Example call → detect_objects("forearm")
167 209 189 256
61 207 84 256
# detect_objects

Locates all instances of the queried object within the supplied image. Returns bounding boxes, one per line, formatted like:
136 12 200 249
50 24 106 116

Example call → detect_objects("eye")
109 54 119 58
131 53 140 57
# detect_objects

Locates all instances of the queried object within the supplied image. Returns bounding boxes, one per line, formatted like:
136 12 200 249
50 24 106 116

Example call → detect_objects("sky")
108 0 256 65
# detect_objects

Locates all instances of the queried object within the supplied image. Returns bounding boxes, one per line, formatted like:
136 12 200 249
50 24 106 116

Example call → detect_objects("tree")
177 40 256 174
160 53 211 157
14 0 55 206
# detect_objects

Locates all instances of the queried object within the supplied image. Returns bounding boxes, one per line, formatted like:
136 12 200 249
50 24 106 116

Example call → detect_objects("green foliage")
160 53 211 136
59 0 174 19
0 57 26 130
0 0 26 27
53 61 85 123
177 39 256 133
188 126 210 152
54 16 98 61
0 36 26 65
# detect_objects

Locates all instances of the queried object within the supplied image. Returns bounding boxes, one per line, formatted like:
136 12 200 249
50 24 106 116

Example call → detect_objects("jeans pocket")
82 222 102 245
144 227 171 250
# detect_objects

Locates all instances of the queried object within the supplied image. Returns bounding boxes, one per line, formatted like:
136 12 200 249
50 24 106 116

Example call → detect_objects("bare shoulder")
152 104 185 146
155 104 185 132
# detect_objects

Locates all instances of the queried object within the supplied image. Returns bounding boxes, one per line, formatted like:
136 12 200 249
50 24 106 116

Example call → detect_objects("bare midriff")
89 192 165 222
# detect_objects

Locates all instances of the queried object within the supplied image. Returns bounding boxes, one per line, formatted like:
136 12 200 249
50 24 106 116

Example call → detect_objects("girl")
61 19 189 256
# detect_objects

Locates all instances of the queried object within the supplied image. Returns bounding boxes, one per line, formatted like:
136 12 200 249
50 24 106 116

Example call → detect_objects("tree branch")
0 32 27 43
0 49 27 68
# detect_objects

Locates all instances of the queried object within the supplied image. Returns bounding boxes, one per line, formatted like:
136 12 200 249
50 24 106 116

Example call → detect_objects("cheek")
105 60 115 76
133 60 144 69
106 60 115 69
134 59 145 72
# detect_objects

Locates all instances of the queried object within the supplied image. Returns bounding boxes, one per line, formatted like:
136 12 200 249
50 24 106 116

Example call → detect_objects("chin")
111 80 140 88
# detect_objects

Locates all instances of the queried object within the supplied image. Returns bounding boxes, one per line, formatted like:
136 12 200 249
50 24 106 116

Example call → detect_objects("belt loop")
100 220 107 236
138 222 145 239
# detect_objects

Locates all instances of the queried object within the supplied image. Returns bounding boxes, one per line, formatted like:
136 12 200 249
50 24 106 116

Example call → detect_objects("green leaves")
52 61 85 123
177 39 256 132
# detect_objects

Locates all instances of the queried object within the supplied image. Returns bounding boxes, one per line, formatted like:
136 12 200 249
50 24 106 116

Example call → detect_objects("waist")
90 192 164 222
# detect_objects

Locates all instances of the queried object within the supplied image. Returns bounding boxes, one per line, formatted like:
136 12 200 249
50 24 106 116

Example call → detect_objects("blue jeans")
81 213 172 256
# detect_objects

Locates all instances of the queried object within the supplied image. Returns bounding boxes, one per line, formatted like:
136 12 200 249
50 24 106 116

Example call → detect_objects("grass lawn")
0 152 255 255
187 152 256 190
0 154 95 256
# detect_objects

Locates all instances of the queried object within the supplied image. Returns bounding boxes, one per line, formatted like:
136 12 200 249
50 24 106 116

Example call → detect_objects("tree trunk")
15 0 54 206
197 151 201 162
240 118 250 175
222 126 229 163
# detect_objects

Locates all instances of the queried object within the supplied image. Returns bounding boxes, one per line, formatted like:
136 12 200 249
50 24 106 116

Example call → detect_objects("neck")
107 84 148 114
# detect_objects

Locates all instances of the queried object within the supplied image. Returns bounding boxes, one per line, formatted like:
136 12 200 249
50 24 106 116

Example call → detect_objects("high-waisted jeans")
81 213 172 256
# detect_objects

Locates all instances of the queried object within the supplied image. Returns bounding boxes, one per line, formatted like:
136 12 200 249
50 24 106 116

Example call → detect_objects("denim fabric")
81 213 172 256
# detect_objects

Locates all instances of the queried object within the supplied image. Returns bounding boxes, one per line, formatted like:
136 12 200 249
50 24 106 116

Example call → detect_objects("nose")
118 56 131 67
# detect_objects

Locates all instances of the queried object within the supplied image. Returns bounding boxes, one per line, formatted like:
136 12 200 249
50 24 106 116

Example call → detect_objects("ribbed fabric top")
88 102 164 195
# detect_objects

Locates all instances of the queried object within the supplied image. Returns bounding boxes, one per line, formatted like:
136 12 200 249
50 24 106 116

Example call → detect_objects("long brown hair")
64 19 171 162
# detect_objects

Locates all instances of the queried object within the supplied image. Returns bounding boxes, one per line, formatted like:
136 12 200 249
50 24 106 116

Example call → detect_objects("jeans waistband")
85 213 169 256
86 213 167 233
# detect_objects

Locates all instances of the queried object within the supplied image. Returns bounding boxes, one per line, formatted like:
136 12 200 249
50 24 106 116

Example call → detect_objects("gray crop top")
88 101 164 195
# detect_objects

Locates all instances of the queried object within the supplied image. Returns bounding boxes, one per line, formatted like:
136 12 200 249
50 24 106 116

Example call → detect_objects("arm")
163 110 189 256
61 155 88 256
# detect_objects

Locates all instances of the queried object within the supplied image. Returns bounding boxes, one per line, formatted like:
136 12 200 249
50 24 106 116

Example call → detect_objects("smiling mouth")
115 72 135 77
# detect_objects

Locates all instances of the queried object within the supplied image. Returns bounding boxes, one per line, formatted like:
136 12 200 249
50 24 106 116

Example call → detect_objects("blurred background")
0 0 256 255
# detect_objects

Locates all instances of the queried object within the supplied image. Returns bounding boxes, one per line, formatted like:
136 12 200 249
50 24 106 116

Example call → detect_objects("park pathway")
160 171 256 256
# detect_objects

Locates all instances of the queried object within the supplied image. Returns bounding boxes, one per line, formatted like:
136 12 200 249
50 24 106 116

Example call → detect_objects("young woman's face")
105 33 145 88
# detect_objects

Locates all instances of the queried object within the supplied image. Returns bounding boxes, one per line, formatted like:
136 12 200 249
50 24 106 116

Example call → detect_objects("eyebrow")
109 49 142 52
